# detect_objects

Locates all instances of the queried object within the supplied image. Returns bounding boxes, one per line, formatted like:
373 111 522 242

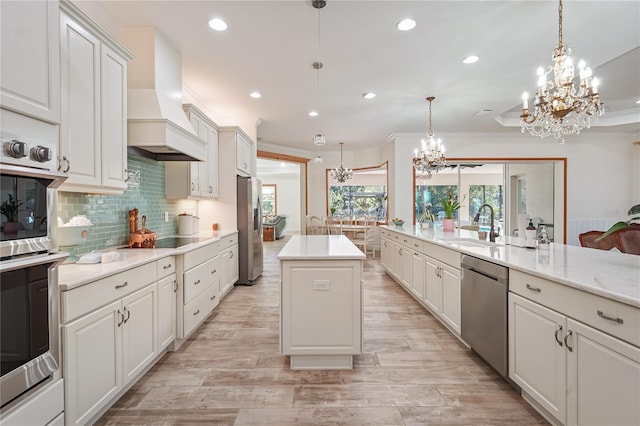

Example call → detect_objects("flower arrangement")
422 203 435 223
1 195 22 222
440 192 466 220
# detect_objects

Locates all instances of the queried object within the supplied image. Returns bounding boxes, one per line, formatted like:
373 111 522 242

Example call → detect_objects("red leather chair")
615 226 640 255
578 230 619 251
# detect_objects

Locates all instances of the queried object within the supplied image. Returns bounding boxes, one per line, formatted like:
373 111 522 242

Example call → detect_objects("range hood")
119 27 206 161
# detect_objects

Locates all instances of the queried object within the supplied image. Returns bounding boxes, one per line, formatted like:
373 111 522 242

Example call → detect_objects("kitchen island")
277 235 365 369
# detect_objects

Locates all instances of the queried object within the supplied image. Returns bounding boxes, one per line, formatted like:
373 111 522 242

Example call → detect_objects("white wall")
260 172 302 234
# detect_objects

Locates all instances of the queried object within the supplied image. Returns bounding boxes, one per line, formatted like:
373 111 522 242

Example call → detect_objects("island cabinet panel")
280 256 363 370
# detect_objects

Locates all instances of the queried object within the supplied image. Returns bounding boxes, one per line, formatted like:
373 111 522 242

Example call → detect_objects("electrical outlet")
313 280 330 291
164 212 169 222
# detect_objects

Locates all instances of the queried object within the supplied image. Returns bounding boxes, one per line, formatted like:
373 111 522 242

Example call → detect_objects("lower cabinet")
157 273 177 351
218 233 239 297
63 283 157 425
509 291 640 426
381 228 462 337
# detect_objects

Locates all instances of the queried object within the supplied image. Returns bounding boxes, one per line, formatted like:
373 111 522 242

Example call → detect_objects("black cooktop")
154 237 209 248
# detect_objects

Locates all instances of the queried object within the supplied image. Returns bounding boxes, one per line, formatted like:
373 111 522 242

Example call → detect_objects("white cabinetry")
0 0 60 123
381 228 462 336
509 270 640 426
59 1 133 194
177 242 221 340
157 256 176 351
61 261 160 426
236 132 253 176
219 233 239 297
166 104 219 199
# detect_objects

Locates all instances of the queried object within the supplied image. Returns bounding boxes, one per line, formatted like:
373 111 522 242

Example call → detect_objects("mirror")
413 158 566 243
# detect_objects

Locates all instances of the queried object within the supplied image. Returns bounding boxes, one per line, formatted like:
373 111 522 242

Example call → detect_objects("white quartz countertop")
277 235 366 260
58 231 236 291
381 225 640 308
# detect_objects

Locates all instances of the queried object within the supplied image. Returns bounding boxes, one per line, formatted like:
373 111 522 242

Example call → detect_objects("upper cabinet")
0 0 61 124
235 133 253 177
58 1 133 194
165 104 219 199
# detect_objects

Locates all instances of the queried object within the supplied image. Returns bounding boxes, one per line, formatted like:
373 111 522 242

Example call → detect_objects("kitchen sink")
449 238 499 247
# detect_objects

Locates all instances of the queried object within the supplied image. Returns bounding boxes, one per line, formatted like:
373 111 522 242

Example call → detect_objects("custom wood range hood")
119 27 206 162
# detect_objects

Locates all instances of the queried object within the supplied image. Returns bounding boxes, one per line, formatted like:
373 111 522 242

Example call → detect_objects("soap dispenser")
538 225 550 249
525 219 537 248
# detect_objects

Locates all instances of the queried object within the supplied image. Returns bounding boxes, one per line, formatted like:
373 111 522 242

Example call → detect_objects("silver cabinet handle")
163 263 172 269
173 280 177 293
526 284 541 293
564 330 574 352
597 310 624 324
194 279 201 285
210 295 216 301
191 182 195 191
209 186 213 193
230 252 234 259
193 309 200 316
211 269 217 274
117 310 124 327
63 157 70 173
124 168 129 182
123 307 130 323
57 156 63 171
115 281 128 289
414 243 420 248
554 325 564 346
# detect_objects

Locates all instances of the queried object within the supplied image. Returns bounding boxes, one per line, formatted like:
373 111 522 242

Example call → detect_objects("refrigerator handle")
255 197 262 232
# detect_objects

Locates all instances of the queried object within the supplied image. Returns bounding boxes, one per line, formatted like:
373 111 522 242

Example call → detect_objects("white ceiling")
87 1 640 151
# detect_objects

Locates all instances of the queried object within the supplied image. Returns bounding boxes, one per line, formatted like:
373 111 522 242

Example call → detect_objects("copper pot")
128 209 156 248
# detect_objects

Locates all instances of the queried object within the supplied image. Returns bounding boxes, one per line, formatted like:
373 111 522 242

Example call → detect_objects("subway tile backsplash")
58 154 197 256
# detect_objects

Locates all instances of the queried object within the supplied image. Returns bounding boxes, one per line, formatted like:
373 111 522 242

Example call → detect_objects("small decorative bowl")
392 220 405 227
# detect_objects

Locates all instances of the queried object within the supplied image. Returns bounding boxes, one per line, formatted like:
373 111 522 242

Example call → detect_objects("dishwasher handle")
461 255 508 284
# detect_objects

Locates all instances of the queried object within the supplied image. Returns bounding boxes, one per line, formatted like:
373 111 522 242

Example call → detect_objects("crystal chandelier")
413 96 446 177
520 0 603 144
330 142 353 183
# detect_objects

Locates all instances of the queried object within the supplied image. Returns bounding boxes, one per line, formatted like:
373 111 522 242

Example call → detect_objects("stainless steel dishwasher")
461 255 509 378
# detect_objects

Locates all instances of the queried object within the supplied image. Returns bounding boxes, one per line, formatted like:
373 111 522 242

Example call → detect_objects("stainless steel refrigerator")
236 176 264 284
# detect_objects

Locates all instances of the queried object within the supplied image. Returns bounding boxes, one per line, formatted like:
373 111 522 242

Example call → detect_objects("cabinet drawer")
183 241 219 271
219 232 238 250
183 256 218 304
62 262 156 323
183 284 218 337
157 256 175 278
424 242 460 269
510 269 640 347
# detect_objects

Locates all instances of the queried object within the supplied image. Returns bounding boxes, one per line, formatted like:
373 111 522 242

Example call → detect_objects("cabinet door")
157 274 177 351
392 244 405 285
380 238 393 270
0 0 60 123
400 246 412 289
220 245 238 297
228 244 239 288
424 258 442 313
566 318 640 426
60 12 101 186
63 300 121 426
100 44 127 189
440 265 461 334
236 134 252 176
197 120 211 196
121 285 157 386
410 251 425 300
188 115 202 196
508 293 567 424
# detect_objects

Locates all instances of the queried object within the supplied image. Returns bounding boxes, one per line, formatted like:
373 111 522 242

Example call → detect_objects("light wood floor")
97 236 547 425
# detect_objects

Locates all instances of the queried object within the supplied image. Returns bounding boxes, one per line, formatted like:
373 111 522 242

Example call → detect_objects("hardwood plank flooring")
97 235 546 425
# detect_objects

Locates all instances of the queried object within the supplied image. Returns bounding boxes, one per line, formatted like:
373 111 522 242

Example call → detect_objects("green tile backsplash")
57 154 197 256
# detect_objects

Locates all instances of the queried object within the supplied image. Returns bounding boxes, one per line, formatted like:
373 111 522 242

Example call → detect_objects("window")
468 184 504 224
328 185 386 219
415 184 458 221
262 184 276 216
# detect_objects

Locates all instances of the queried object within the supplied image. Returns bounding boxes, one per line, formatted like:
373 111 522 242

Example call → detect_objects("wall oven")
0 119 68 409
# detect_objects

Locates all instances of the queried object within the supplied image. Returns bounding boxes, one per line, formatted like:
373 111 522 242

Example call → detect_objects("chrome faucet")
473 204 497 242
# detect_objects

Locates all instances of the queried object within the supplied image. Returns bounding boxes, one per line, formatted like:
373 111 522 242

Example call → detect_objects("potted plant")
421 203 435 228
440 192 466 231
1 195 22 234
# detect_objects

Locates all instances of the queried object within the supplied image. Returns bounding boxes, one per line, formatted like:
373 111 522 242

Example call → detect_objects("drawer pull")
194 279 201 285
211 269 217 274
554 325 564 346
564 330 574 352
597 310 624 324
193 309 200 316
230 252 234 259
210 295 216 301
414 243 419 248
173 280 178 293
123 307 130 323
117 310 124 327
526 284 541 293
115 281 128 289
163 263 172 269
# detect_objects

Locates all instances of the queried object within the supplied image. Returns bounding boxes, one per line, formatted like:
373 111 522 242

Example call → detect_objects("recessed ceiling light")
249 91 261 99
308 111 319 117
363 92 376 99
463 55 479 64
208 18 228 31
396 18 416 31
